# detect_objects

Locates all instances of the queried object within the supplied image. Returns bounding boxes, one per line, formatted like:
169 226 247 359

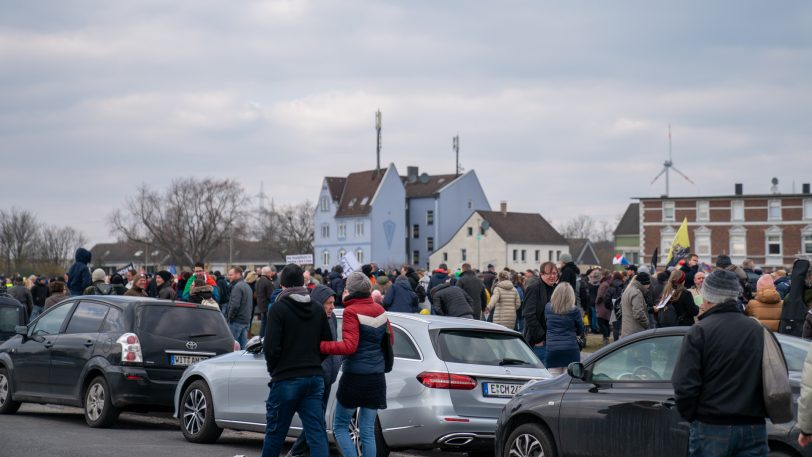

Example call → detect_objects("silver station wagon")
173 310 549 456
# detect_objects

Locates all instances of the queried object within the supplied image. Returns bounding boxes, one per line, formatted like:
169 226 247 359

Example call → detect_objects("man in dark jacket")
383 276 419 313
327 265 345 307
523 262 558 363
8 277 33 317
430 283 474 318
155 270 176 300
30 276 49 317
680 254 699 289
226 266 253 349
262 264 332 457
256 266 275 337
558 253 579 290
672 270 769 456
456 263 487 320
427 264 451 302
66 247 92 296
482 264 497 291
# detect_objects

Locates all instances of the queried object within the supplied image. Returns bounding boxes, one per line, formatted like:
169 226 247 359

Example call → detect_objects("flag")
613 254 630 266
665 217 691 267
650 247 659 271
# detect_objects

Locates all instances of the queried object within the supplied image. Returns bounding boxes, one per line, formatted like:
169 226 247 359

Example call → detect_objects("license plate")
170 355 208 366
482 382 523 398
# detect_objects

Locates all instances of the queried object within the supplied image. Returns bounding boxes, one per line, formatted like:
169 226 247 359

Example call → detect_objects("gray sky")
2 1 811 246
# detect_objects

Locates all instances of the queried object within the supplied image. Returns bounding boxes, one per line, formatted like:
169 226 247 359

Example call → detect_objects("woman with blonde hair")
544 282 584 375
656 269 698 327
486 271 521 329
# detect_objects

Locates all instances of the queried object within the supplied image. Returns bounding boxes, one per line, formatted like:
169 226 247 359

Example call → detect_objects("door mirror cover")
246 336 263 354
14 325 28 336
567 362 587 380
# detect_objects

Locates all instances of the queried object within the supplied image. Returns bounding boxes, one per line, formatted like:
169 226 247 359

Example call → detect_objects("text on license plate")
482 382 523 397
170 355 208 366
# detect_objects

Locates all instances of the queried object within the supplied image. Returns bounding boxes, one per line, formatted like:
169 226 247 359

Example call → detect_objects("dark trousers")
597 318 611 338
289 381 332 456
612 320 621 341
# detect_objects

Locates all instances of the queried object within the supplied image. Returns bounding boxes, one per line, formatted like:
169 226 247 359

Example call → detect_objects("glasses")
541 271 558 277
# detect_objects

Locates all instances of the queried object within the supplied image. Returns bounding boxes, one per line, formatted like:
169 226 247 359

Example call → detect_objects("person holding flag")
665 217 691 269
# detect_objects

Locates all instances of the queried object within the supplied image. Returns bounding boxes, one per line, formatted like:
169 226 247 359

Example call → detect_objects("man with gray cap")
672 270 769 456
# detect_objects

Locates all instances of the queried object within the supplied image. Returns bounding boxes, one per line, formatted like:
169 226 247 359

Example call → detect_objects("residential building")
567 238 608 269
614 203 641 267
429 203 569 271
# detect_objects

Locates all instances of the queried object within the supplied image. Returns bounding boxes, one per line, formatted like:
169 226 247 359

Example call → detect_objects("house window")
427 210 434 226
412 224 419 239
803 229 812 255
480 226 486 236
521 250 526 262
694 227 711 264
467 227 473 237
548 250 553 261
660 226 675 264
731 200 744 221
427 237 434 252
765 227 782 261
697 200 709 222
443 252 448 262
767 234 781 255
662 201 675 222
768 200 781 221
322 251 330 267
338 224 347 238
413 250 420 265
320 196 330 212
321 224 330 239
556 250 561 261
461 249 467 261
355 221 364 237
468 200 472 209
338 249 346 259
535 250 540 262
356 249 364 264
513 250 518 262
805 199 812 221
729 226 747 264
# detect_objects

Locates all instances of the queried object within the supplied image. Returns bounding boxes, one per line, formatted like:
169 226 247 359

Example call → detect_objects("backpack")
657 302 679 327
93 283 114 295
607 285 623 320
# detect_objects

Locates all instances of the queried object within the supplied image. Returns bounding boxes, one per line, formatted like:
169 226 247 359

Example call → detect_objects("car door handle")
84 340 95 347
43 341 53 349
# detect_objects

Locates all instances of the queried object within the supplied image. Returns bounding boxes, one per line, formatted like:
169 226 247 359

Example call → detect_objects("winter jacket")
746 287 783 332
321 313 342 386
672 299 766 425
430 283 474 318
523 282 554 346
620 279 649 338
189 284 216 306
265 288 332 381
743 268 761 294
382 277 419 313
320 294 392 375
8 285 33 316
427 270 450 302
544 303 584 354
83 281 115 296
43 292 69 310
124 286 147 297
680 264 699 289
66 248 92 295
327 271 345 307
657 288 698 327
780 259 810 336
227 278 253 325
559 262 580 291
181 274 220 302
487 280 521 329
157 282 177 300
482 271 497 291
797 336 812 434
31 283 49 308
595 277 611 321
255 275 274 314
456 271 487 320
774 277 791 300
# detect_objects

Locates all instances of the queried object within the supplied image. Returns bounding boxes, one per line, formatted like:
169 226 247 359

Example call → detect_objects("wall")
435 171 491 250
407 197 437 269
429 212 505 271
370 164 407 268
505 243 570 271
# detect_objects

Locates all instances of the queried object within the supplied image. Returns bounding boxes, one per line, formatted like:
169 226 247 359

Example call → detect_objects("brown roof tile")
614 203 640 236
334 169 386 218
402 174 459 198
479 211 567 245
325 177 346 203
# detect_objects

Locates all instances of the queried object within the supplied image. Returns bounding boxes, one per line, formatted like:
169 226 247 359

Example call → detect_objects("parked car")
495 327 812 457
174 311 550 456
0 296 238 428
0 296 27 343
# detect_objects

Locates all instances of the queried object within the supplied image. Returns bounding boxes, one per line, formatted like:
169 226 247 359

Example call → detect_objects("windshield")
436 330 542 367
776 334 811 373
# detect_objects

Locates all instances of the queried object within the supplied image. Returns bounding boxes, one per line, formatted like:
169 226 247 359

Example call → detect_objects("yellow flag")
665 217 691 266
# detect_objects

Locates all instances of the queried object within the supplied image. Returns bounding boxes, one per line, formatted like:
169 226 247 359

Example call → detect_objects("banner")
338 251 361 278
285 254 314 266
116 263 134 276
665 217 691 267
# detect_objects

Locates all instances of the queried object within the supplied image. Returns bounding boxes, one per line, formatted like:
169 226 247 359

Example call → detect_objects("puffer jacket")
487 280 520 329
544 303 584 353
321 294 392 374
746 287 783 332
774 276 791 300
383 277 419 313
430 283 474 318
620 279 649 339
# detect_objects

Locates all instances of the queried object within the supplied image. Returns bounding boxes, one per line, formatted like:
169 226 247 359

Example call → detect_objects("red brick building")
638 184 812 269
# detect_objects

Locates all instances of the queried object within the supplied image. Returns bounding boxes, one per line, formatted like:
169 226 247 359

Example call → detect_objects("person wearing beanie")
83 269 115 296
261 264 332 457
427 263 450 302
372 273 390 295
619 272 650 338
558 253 580 292
320 271 392 457
30 276 49 319
672 270 771 455
109 274 127 295
155 270 176 300
715 254 748 283
382 276 419 313
745 274 783 331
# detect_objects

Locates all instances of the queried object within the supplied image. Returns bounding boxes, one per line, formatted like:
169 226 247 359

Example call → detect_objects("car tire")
503 422 556 457
180 380 223 444
84 376 120 428
0 367 21 414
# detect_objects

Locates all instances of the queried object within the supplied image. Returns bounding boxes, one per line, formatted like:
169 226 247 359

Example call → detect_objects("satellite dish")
480 220 490 231
772 177 779 185
407 174 417 184
419 173 430 184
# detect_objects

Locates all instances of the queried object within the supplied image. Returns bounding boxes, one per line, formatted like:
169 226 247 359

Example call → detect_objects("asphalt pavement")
0 404 465 457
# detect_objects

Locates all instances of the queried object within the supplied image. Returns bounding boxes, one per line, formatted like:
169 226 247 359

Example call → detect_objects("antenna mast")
375 110 382 178
453 134 460 177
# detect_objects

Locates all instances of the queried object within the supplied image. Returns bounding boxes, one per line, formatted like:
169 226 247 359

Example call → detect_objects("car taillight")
233 340 241 351
116 333 143 364
416 371 477 390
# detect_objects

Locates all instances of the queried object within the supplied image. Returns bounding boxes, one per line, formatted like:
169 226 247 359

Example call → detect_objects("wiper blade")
499 358 530 366
188 333 217 339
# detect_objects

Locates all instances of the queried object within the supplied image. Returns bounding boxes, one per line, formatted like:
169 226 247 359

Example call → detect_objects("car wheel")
180 380 223 444
503 423 556 457
345 412 389 457
84 376 120 428
0 367 21 414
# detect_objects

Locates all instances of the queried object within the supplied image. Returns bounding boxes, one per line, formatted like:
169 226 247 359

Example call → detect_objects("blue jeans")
229 322 248 349
333 401 377 457
30 305 43 320
261 376 328 457
688 422 768 457
532 344 547 366
289 382 332 455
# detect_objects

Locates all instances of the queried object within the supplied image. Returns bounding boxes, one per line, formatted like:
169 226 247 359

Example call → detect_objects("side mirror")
567 362 587 381
15 325 28 336
246 336 263 354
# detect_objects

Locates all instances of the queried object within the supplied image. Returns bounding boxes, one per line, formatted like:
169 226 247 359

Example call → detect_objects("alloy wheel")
183 388 207 435
0 374 8 406
349 412 362 456
86 383 105 422
509 433 544 457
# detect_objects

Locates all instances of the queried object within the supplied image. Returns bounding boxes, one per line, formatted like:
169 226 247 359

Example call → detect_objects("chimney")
500 201 507 216
734 183 743 196
406 166 418 183
803 183 810 195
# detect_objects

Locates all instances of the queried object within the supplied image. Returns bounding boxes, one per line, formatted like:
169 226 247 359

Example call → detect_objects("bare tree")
255 201 315 255
557 215 617 243
38 225 88 269
0 208 41 273
109 177 248 266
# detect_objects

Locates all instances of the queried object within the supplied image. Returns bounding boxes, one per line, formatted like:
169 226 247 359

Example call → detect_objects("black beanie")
280 263 305 288
157 270 172 283
636 272 651 285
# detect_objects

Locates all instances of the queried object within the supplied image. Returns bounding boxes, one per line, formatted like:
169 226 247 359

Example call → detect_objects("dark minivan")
0 296 237 427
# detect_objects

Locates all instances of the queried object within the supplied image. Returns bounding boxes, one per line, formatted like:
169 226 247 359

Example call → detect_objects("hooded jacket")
320 293 392 375
430 283 474 318
774 276 791 300
456 270 487 320
66 248 92 295
620 279 649 338
487 280 521 329
31 281 49 308
157 281 177 300
746 287 783 332
382 277 419 313
427 269 450 301
189 284 216 307
265 287 332 381
559 262 580 291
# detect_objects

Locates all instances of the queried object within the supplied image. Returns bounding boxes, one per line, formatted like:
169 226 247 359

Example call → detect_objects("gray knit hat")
701 270 741 304
560 253 573 263
91 268 106 282
346 271 372 295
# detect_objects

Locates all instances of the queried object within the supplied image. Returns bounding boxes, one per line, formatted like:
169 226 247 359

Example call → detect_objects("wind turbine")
651 124 694 197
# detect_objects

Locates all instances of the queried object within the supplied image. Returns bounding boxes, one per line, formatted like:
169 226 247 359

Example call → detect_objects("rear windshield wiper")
188 333 217 339
499 358 530 366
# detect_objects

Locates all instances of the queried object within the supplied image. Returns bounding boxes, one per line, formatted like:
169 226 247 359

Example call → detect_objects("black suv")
0 296 236 427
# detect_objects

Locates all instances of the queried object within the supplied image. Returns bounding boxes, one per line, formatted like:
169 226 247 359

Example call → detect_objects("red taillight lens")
125 352 136 361
116 333 143 364
126 335 137 344
416 371 477 390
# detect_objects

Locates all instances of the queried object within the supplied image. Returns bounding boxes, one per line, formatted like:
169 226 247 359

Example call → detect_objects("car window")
100 307 126 333
65 302 109 334
0 305 22 333
437 330 542 367
777 336 811 373
137 305 229 339
393 326 420 360
31 302 75 336
592 335 684 382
